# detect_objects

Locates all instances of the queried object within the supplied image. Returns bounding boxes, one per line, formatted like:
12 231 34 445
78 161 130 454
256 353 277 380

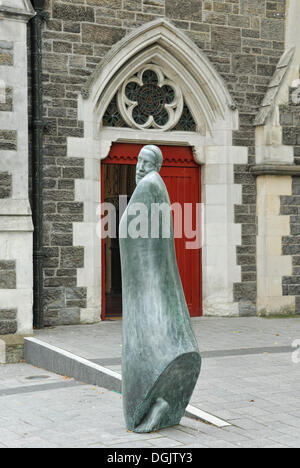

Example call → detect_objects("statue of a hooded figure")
119 145 201 433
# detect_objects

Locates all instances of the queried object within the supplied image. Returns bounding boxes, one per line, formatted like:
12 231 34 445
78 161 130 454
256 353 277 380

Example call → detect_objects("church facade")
1 0 300 343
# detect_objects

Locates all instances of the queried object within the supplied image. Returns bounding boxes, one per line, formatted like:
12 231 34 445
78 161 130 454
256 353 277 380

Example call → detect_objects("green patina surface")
119 146 201 433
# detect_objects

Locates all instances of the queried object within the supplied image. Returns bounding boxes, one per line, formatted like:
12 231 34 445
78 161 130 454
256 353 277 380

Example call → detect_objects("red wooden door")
160 166 202 317
101 143 202 319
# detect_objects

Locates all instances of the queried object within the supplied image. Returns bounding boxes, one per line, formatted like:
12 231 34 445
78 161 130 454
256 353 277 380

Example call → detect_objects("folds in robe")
119 171 201 432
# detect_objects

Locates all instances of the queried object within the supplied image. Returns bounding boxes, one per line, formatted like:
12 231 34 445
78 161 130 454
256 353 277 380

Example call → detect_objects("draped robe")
119 170 201 431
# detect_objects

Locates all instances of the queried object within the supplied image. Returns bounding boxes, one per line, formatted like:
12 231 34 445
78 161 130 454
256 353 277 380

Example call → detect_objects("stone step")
24 337 122 393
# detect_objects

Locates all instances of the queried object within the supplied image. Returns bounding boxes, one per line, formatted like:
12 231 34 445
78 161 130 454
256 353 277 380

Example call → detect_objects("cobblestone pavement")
1 317 300 448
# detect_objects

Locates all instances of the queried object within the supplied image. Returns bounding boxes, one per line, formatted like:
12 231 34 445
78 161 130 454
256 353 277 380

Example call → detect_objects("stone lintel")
250 164 300 177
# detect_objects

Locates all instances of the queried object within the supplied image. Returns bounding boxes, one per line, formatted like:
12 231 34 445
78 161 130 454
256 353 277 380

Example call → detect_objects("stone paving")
1 317 300 448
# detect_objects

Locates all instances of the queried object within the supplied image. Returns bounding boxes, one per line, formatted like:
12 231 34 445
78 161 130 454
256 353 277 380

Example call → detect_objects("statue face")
136 149 158 184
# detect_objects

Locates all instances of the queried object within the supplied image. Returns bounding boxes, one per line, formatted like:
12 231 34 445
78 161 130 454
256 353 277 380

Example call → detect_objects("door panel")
160 167 202 317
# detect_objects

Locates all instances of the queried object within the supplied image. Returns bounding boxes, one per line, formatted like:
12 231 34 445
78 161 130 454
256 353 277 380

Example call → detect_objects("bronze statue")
119 145 201 433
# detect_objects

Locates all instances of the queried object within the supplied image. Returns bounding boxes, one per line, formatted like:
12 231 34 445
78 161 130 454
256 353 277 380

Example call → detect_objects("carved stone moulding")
118 64 184 131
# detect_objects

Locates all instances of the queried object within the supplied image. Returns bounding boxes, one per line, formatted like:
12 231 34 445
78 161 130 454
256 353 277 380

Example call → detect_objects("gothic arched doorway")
101 143 202 320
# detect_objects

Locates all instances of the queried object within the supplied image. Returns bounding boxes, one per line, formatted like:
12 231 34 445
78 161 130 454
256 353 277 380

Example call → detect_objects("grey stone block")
0 260 15 271
233 282 257 302
82 23 126 45
282 245 300 256
238 300 257 317
43 288 65 310
166 0 202 21
60 247 84 268
232 54 256 75
144 0 164 6
211 25 241 53
294 297 300 314
0 87 12 111
65 287 87 300
0 271 16 289
0 320 17 335
0 130 17 150
240 0 265 15
0 309 16 320
44 308 80 326
0 42 13 66
261 18 284 41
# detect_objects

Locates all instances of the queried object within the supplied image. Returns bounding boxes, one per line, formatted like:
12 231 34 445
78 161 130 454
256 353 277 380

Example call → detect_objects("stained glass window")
102 94 128 128
102 66 197 132
124 69 172 127
174 104 197 132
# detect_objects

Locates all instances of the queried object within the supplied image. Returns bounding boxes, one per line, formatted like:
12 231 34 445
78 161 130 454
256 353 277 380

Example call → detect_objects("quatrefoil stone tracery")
117 65 184 131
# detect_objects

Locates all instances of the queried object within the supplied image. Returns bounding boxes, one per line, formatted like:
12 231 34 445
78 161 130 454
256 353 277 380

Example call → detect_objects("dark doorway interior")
103 164 136 318
101 142 202 320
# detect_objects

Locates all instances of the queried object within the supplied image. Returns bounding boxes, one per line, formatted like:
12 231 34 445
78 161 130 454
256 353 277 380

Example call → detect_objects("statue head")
136 145 163 185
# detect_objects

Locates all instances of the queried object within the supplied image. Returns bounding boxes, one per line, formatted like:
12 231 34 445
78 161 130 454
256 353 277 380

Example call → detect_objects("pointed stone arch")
69 19 248 323
81 19 237 137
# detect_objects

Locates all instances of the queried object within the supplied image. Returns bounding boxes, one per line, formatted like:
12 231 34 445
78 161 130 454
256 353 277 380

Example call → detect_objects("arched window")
81 20 236 137
103 64 196 132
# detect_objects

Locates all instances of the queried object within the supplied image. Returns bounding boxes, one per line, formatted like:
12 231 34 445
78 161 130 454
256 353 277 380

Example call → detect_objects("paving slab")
2 316 300 447
33 317 299 359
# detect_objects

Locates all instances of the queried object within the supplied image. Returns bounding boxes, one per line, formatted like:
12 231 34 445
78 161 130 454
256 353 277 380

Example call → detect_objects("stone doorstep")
0 334 33 364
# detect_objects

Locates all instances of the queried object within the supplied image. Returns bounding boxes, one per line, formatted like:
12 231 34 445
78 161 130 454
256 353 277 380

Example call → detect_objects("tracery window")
102 94 128 128
102 64 196 132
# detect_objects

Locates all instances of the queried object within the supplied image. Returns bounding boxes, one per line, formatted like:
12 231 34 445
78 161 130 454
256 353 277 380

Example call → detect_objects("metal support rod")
30 0 46 329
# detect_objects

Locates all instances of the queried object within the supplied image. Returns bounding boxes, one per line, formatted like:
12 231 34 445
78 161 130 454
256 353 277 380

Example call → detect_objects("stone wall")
0 260 17 334
280 89 300 313
0 30 16 335
282 176 300 314
0 0 34 338
256 174 295 316
280 90 300 164
0 49 13 200
39 0 287 323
